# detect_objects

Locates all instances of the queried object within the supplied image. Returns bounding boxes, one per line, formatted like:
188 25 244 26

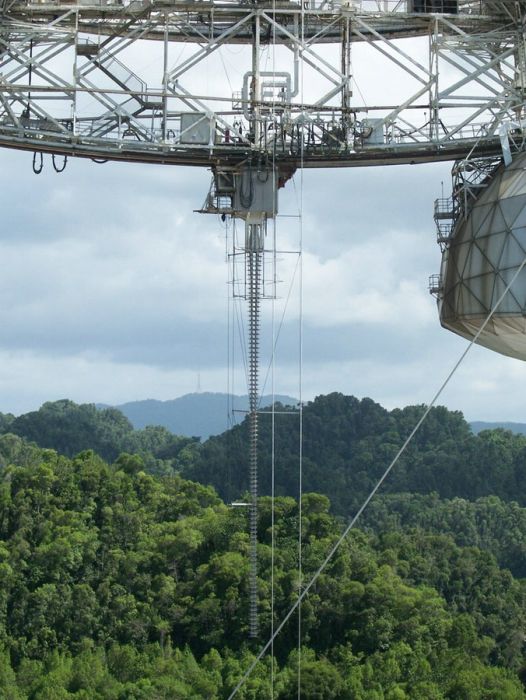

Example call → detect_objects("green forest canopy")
4 393 524 517
0 440 525 698
1 391 526 697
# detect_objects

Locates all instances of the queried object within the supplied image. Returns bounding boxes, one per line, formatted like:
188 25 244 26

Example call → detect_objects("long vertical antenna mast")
246 218 263 638
201 165 279 638
197 0 299 638
247 12 262 637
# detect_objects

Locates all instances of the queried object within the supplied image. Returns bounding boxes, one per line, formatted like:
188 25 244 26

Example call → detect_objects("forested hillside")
187 393 526 516
363 493 526 578
0 435 525 698
0 400 199 477
3 394 526 697
5 394 526 518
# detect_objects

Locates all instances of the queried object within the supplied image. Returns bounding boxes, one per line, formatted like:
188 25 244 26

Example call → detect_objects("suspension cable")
259 252 300 400
270 0 277 688
226 215 232 429
225 215 234 499
270 223 276 696
227 251 526 700
297 1 305 694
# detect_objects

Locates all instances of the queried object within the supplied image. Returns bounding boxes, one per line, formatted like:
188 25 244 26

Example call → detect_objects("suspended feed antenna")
201 164 279 638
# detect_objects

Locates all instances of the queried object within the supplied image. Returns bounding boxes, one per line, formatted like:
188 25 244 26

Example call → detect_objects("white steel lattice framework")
0 0 525 170
2 0 526 638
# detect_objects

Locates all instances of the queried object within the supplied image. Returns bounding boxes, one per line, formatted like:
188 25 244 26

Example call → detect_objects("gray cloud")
0 148 525 424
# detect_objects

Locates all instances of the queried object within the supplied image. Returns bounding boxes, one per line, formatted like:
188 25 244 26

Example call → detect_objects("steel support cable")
225 217 235 500
297 2 305 696
270 0 277 691
228 219 242 430
227 252 526 700
225 218 230 428
270 240 276 695
234 292 249 392
259 252 301 403
233 223 250 392
259 172 313 407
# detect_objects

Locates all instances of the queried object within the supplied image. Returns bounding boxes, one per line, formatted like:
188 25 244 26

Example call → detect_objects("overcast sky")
1 145 526 422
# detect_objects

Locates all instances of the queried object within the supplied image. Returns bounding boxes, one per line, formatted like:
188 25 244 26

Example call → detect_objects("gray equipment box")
233 167 278 217
362 118 384 145
180 113 210 145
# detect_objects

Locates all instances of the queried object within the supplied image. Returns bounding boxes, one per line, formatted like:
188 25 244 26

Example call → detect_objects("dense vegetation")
5 394 526 519
363 493 526 578
2 394 526 697
0 433 525 697
0 400 199 477
188 393 526 516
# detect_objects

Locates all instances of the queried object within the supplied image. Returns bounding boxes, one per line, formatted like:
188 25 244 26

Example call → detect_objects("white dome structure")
438 152 526 360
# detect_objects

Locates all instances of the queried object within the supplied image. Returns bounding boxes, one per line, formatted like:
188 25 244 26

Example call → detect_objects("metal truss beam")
0 1 524 171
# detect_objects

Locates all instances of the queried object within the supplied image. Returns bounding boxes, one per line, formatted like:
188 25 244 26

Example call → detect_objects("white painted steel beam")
0 1 523 169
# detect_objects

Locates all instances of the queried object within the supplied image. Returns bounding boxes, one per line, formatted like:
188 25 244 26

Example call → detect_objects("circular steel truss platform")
0 0 525 172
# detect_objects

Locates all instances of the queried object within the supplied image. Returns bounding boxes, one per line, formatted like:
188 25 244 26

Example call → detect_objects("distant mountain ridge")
101 392 298 439
470 421 526 435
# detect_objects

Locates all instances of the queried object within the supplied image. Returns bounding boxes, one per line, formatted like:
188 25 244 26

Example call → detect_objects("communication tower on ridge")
2 0 526 637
